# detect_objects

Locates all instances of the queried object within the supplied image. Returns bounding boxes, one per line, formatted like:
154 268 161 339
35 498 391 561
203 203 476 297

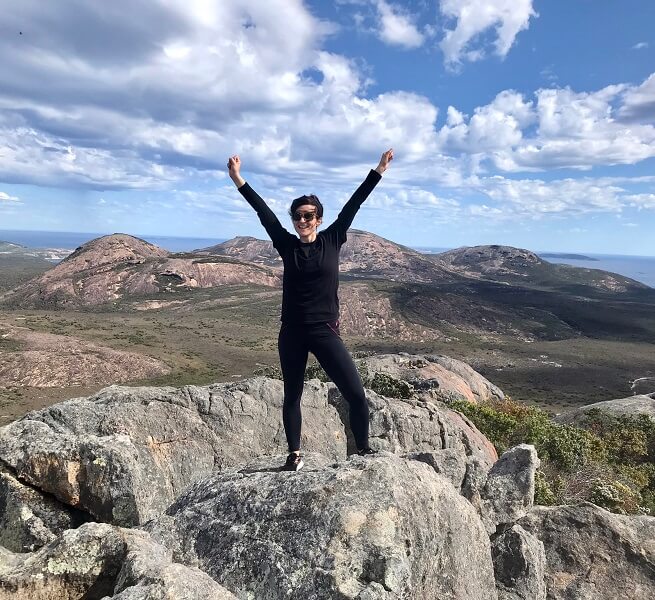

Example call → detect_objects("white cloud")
0 121 185 189
624 193 655 209
476 177 624 218
632 42 649 50
437 78 655 171
438 90 535 154
463 175 655 220
375 0 425 49
508 85 655 170
439 0 537 66
0 191 19 201
366 187 459 213
0 0 446 191
1 0 654 233
618 73 655 122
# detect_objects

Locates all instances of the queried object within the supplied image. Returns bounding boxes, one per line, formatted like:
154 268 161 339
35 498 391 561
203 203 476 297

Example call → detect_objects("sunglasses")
292 211 317 222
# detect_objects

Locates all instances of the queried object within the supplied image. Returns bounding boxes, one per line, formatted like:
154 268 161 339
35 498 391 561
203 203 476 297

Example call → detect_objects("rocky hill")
433 244 648 292
554 392 655 424
0 355 653 599
0 234 281 308
207 237 650 293
204 229 455 283
199 235 281 265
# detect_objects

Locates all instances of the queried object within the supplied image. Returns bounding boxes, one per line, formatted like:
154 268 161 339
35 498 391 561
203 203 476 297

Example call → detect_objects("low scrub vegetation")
448 398 655 515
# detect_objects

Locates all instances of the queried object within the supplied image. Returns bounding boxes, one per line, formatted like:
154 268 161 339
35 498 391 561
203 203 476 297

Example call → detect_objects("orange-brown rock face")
339 230 454 283
1 234 281 308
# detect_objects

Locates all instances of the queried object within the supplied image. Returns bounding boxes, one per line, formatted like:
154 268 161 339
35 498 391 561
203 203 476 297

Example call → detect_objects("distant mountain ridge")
2 232 653 345
203 229 455 284
207 236 648 292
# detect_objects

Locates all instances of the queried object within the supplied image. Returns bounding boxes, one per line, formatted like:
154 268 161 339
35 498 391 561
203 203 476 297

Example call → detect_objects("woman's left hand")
375 148 394 174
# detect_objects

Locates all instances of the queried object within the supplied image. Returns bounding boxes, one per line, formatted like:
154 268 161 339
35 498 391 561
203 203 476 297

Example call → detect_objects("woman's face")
292 204 322 241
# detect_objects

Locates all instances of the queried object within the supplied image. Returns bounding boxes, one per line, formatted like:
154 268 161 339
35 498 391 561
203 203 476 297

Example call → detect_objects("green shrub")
369 373 414 399
446 399 519 453
304 362 331 382
447 396 655 515
534 470 558 506
253 364 282 379
590 479 641 514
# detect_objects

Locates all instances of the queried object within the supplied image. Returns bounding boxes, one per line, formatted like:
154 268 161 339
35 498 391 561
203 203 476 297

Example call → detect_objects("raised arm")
228 155 290 248
330 149 393 237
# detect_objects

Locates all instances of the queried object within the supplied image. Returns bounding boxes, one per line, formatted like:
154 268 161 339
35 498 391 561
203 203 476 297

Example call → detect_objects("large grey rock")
357 353 504 404
554 394 655 424
0 522 236 600
0 372 500 528
0 466 87 552
0 377 347 526
147 453 499 600
107 530 237 599
404 447 496 517
492 524 546 600
479 445 539 534
330 385 498 465
0 522 125 599
406 444 537 535
517 503 655 600
405 448 469 491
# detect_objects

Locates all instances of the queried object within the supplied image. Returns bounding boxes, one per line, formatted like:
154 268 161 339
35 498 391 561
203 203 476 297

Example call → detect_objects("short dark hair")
289 194 323 219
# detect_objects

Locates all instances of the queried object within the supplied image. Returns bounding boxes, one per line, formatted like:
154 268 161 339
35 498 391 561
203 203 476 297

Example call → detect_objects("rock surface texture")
479 445 540 534
517 503 655 600
0 466 87 552
0 378 347 526
147 453 499 600
0 522 236 600
0 370 502 527
492 524 547 600
0 356 653 599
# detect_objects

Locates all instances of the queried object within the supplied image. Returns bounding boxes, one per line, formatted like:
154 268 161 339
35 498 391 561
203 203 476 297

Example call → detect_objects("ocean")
537 254 655 289
0 230 225 253
1 230 654 288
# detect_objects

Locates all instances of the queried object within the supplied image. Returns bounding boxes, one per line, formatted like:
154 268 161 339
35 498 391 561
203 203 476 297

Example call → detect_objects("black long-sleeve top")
238 169 382 324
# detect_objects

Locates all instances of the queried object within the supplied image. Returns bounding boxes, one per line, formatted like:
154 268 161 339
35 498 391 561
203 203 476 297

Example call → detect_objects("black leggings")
278 320 369 452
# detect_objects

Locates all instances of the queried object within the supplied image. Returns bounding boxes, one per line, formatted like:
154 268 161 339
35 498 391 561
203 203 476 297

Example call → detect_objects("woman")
228 149 394 471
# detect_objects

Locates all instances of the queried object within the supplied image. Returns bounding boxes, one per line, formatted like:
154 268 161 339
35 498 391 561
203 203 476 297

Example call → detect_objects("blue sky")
1 0 654 255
